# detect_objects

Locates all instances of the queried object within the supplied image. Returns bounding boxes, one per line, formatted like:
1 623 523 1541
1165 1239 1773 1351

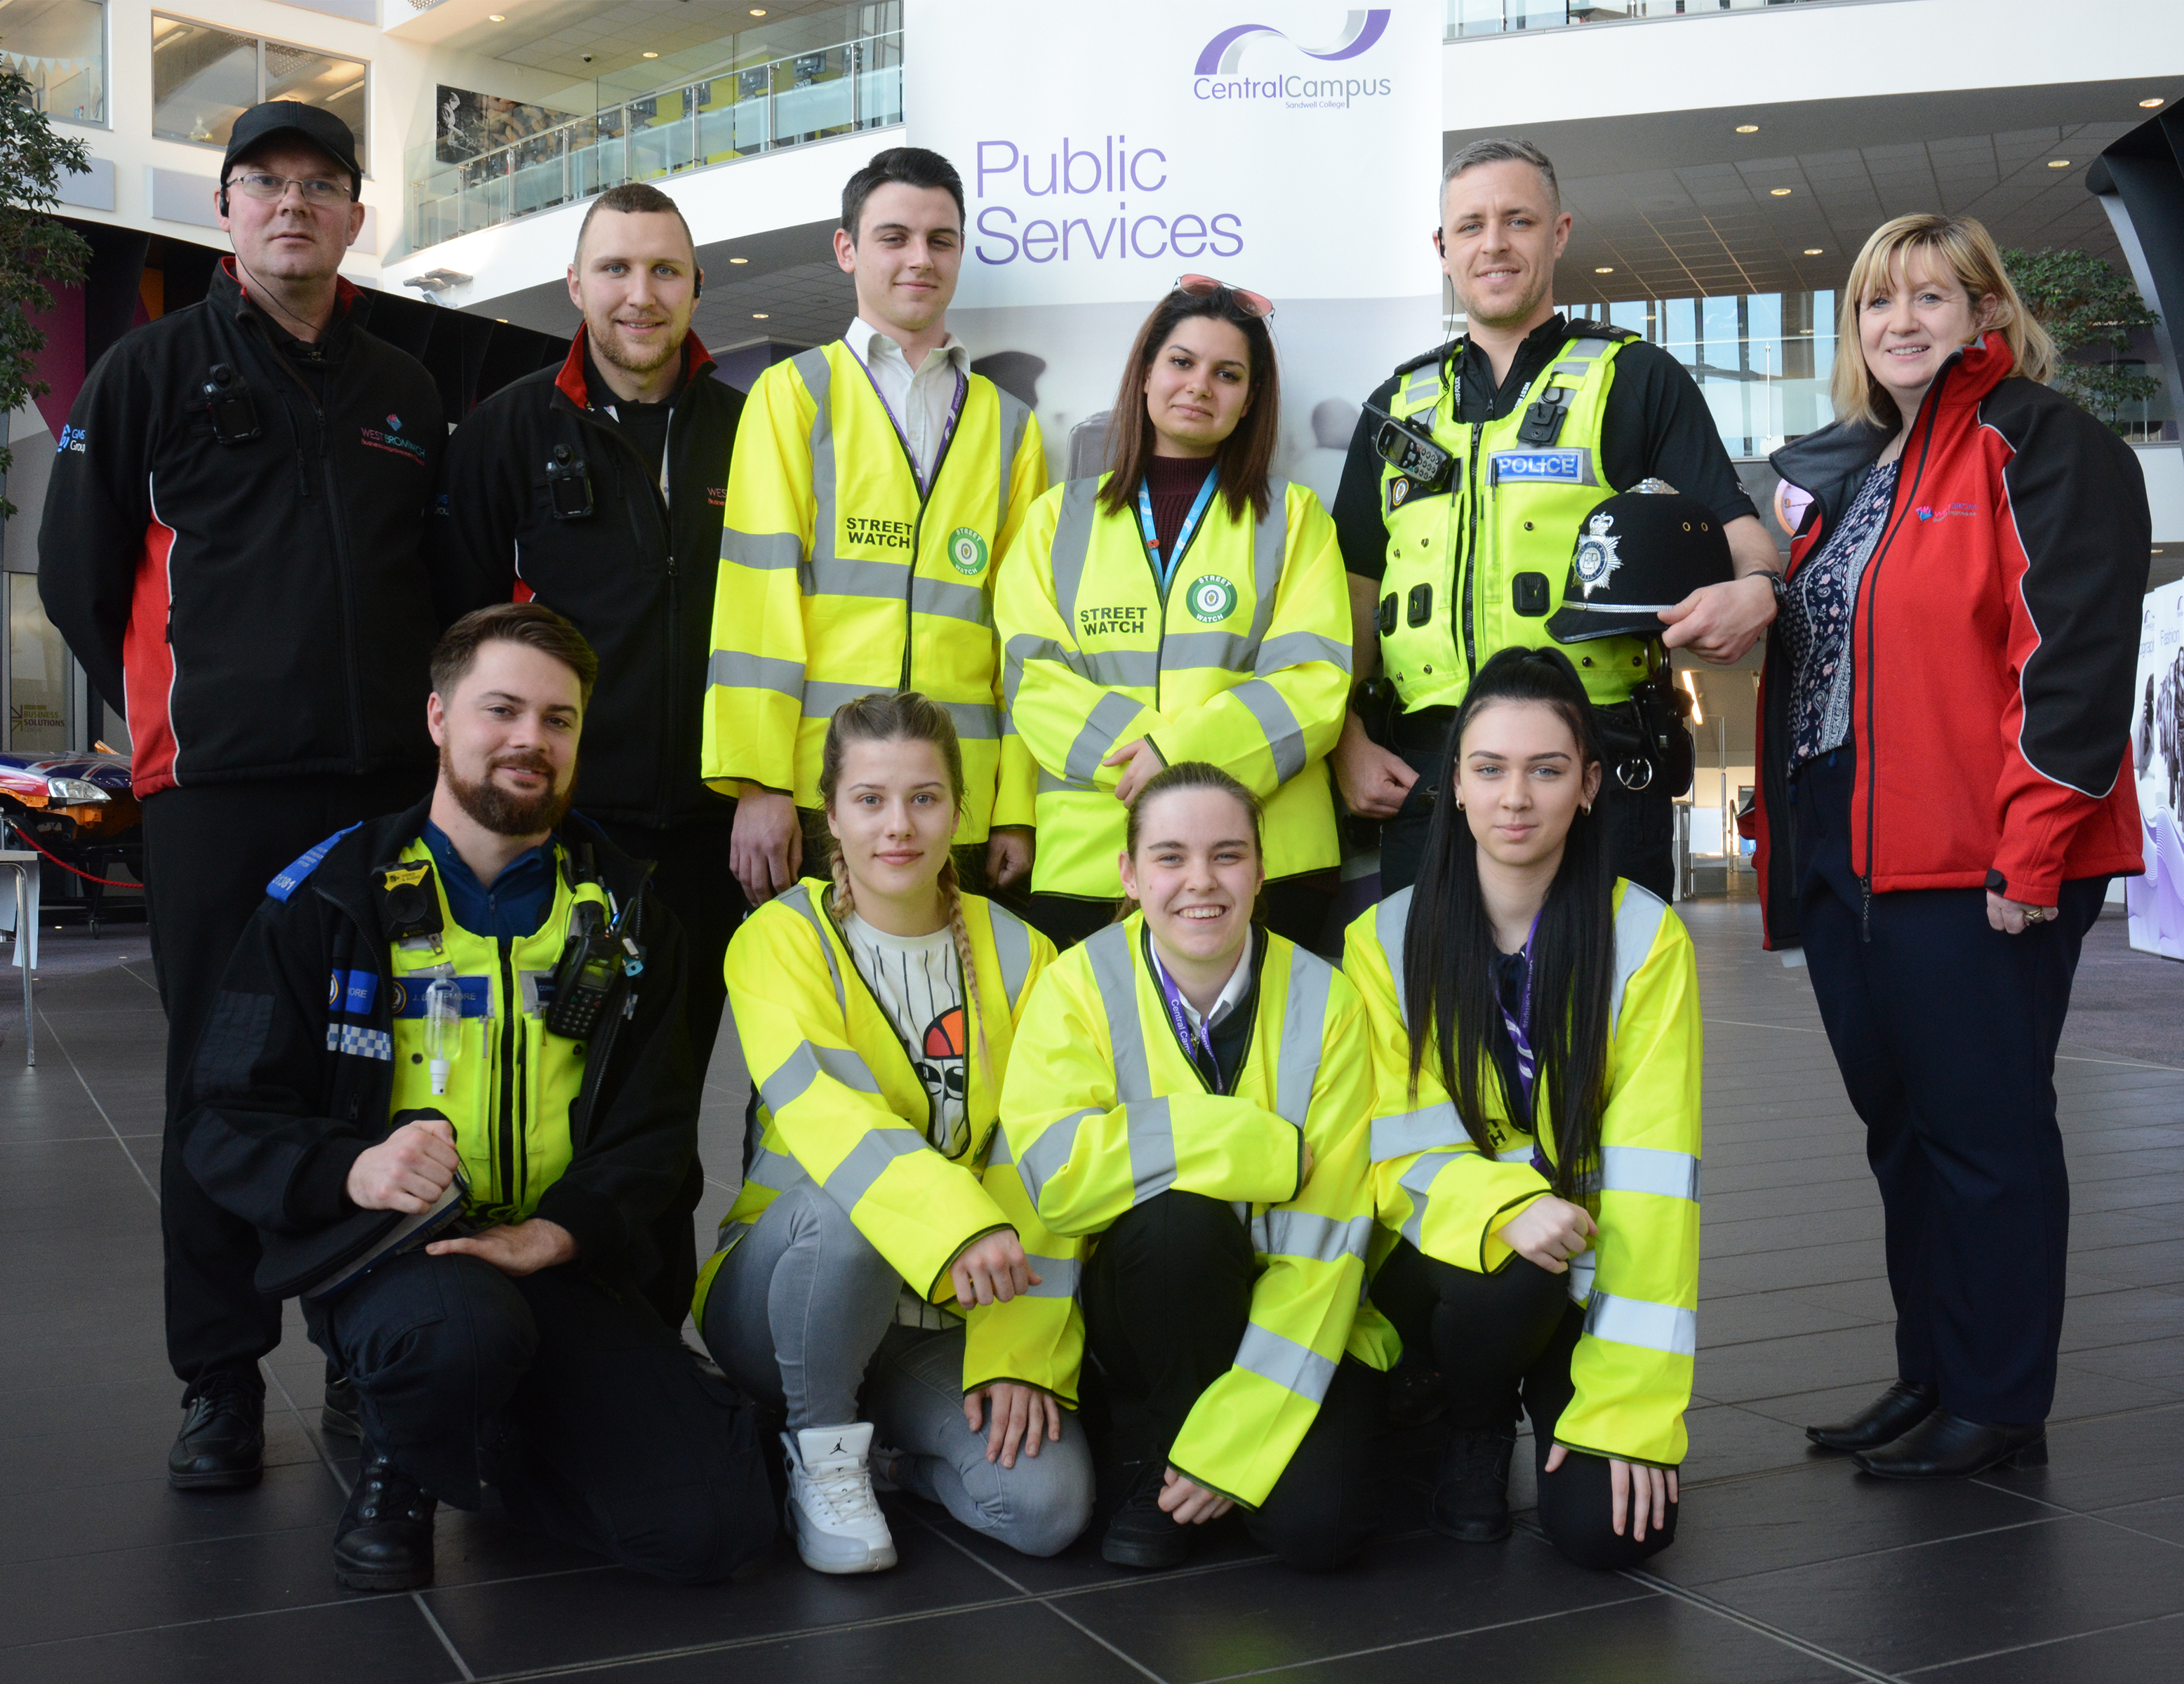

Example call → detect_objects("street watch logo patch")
361 413 428 465
845 515 913 550
1187 574 1239 624
947 526 989 575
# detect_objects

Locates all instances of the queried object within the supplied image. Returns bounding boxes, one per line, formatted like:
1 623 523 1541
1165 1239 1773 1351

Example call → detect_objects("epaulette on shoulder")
267 824 362 903
1392 338 1461 377
1566 319 1639 342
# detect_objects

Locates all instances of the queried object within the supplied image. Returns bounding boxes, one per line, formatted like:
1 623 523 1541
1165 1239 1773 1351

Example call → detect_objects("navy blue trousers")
1794 749 2106 1425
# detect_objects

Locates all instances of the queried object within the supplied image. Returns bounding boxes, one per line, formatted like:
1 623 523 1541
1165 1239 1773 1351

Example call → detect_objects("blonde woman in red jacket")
1750 213 2147 1481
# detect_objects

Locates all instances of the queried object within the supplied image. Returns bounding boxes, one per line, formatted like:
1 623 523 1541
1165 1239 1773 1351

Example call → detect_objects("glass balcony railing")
408 31 902 254
1449 0 1842 39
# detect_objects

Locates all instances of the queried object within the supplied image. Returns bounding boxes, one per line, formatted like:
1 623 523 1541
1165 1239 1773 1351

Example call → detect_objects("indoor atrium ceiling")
432 0 858 87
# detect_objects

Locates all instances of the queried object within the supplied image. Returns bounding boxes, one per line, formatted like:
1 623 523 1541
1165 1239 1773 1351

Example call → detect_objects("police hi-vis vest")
385 841 610 1225
695 880 1080 1401
1377 329 1654 711
703 342 1048 842
994 917 1398 1506
997 475 1351 897
1343 881 1703 1468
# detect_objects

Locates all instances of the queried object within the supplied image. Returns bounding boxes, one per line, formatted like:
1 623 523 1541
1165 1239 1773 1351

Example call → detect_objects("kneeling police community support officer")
1329 138 1783 898
181 604 771 1591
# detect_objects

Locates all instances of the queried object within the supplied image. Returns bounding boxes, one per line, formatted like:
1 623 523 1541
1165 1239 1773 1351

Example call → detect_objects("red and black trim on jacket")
1752 336 2147 948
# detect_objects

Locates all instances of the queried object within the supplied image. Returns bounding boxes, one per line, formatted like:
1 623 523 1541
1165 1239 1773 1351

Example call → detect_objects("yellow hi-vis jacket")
995 474 1352 897
1343 880 1702 1467
702 342 1049 842
994 916 1397 1506
694 878 1080 1399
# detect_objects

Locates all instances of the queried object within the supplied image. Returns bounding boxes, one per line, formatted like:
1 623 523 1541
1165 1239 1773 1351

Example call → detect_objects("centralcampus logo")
1192 8 1394 108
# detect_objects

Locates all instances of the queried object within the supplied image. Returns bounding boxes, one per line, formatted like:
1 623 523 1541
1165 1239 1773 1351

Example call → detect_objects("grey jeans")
700 1180 1093 1558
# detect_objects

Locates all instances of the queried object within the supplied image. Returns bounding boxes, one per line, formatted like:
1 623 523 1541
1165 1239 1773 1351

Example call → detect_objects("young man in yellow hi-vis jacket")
1345 646 1700 1572
995 763 1396 1573
707 148 1047 907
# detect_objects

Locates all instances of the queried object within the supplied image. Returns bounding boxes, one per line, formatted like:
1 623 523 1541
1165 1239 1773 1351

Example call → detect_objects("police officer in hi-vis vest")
707 147 1048 906
1329 138 1783 898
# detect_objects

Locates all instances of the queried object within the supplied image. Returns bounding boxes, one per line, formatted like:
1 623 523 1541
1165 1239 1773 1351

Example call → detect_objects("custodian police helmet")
1546 480 1735 645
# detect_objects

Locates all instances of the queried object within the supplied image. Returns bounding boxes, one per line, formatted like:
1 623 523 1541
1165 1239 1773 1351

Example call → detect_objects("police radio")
202 364 262 445
1362 403 1456 495
544 896 643 1039
545 443 594 521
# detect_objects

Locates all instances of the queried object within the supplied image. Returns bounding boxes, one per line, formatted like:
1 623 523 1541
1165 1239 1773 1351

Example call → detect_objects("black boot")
1805 1380 1938 1453
1853 1410 2046 1480
321 1363 361 1440
1428 1429 1516 1543
333 1445 438 1591
1100 1462 1192 1571
168 1370 265 1492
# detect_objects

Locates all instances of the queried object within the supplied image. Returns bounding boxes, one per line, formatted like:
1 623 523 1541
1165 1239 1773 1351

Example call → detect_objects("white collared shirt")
1152 927 1256 1043
844 314 971 485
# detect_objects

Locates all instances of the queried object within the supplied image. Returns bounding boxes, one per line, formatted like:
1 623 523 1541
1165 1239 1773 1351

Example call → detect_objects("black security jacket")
181 801 698 1282
37 261 447 798
434 330 745 827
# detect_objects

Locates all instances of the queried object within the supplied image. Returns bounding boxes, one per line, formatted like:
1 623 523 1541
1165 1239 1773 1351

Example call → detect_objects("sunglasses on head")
1173 274 1275 319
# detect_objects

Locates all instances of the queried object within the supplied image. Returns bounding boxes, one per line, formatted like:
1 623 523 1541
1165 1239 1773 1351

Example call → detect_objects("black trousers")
592 809 746 1329
1025 874 1338 955
1794 749 2105 1424
1378 730 1673 902
142 768 431 1391
1373 1240 1679 1571
1079 1190 1387 1572
305 1251 773 1584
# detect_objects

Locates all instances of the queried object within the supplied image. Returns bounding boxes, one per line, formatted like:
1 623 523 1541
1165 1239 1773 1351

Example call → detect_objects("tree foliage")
0 69 91 517
2001 246 2162 432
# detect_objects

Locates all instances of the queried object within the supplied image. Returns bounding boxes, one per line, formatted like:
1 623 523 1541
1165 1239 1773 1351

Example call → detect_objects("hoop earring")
1582 801 1593 816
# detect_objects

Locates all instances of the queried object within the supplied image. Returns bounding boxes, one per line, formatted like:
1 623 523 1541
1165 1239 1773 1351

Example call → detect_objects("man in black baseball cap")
39 96 453 1493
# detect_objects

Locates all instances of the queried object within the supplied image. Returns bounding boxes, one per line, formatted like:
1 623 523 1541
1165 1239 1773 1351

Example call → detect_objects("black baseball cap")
1546 482 1734 645
222 100 361 196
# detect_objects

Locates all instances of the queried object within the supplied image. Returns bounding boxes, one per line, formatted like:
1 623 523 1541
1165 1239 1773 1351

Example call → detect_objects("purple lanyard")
849 343 966 500
1151 948 1218 1069
1497 912 1547 1172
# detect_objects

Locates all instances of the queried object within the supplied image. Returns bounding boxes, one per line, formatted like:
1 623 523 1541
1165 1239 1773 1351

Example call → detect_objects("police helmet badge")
1572 512 1623 599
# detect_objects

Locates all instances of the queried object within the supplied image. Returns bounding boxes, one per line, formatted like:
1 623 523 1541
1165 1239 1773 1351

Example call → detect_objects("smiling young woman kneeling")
1345 647 1701 1570
994 761 1394 1572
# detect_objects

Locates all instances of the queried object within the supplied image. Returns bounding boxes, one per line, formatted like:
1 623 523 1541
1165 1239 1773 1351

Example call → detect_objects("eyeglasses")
226 171 352 208
1173 274 1274 320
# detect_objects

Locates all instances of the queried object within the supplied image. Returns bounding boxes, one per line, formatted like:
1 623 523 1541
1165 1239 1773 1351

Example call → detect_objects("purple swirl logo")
1193 8 1391 75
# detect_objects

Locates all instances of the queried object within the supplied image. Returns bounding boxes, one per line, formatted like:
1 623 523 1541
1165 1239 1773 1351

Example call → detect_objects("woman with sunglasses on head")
996 276 1351 953
993 760 1394 1573
1346 646 1700 1570
695 693 1093 1576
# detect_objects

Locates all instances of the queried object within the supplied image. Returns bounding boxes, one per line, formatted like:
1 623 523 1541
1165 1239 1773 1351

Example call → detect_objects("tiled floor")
4 901 2181 1683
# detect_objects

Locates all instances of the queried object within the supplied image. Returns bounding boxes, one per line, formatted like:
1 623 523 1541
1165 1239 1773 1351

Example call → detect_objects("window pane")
4 0 105 125
10 575 74 754
265 44 367 171
151 15 255 147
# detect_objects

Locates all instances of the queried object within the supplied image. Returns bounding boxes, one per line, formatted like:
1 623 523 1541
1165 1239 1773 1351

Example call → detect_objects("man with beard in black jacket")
182 604 772 1592
435 182 745 1327
39 100 451 1489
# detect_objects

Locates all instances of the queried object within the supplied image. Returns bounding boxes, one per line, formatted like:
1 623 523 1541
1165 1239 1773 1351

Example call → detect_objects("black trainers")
321 1365 361 1439
333 1445 437 1591
168 1371 265 1491
1100 1462 1192 1571
1428 1430 1516 1543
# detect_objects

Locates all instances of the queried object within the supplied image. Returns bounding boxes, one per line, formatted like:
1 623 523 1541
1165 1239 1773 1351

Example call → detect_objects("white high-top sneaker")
783 1422 897 1574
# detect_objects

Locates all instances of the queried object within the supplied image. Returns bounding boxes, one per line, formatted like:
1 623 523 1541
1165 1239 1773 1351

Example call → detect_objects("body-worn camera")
1364 403 1458 495
203 364 262 445
545 443 594 521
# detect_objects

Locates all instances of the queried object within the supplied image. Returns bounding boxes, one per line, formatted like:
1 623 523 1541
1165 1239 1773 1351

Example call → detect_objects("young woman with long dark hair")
1345 646 1701 1570
995 278 1350 951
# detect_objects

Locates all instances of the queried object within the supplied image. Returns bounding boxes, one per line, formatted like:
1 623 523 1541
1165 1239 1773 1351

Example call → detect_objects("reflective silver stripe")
823 1128 931 1210
1050 477 1102 624
1227 678 1307 781
1609 885 1670 1040
989 904 1034 1011
1082 923 1150 1102
758 1038 881 1115
1400 365 1442 408
1374 887 1413 1029
1244 479 1289 650
1395 1149 1460 1249
983 1122 1013 1166
1016 1107 1096 1206
1125 1095 1178 1203
1066 690 1145 783
1566 1249 1598 1307
794 348 836 593
708 650 805 695
1598 1144 1700 1202
776 883 845 1017
910 571 992 627
1496 1142 1535 1163
1039 767 1097 795
1234 1322 1338 1403
942 700 1001 740
1547 360 1601 380
997 387 1031 535
1258 1209 1372 1265
1161 629 1253 672
1273 949 1334 1127
1583 1292 1697 1357
1370 1101 1465 1161
1023 1253 1079 1297
1004 633 1088 709
743 1143 809 1195
1086 648 1161 689
1256 630 1351 676
722 529 801 570
806 554 910 601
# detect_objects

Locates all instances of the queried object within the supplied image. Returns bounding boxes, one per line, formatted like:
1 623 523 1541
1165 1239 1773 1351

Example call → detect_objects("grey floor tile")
0 1595 462 1684
1912 1610 2184 1681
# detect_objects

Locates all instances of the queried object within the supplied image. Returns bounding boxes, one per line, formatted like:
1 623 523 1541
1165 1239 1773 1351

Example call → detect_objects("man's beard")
442 744 575 837
595 318 679 378
1463 271 1551 332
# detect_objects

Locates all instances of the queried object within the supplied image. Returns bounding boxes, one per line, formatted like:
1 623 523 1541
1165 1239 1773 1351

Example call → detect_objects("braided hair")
816 690 991 1078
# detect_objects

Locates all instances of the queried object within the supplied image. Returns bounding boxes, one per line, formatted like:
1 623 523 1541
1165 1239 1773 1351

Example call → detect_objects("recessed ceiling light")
2140 98 2166 109
750 6 767 13
486 11 505 19
1770 187 1792 196
2049 159 2070 168
1735 124 1759 134
642 50 658 58
1594 265 1613 274
752 312 770 319
1804 246 1823 255
728 256 748 264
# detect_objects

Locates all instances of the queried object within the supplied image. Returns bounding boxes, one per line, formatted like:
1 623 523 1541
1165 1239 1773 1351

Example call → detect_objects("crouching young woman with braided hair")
695 692 1093 1574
